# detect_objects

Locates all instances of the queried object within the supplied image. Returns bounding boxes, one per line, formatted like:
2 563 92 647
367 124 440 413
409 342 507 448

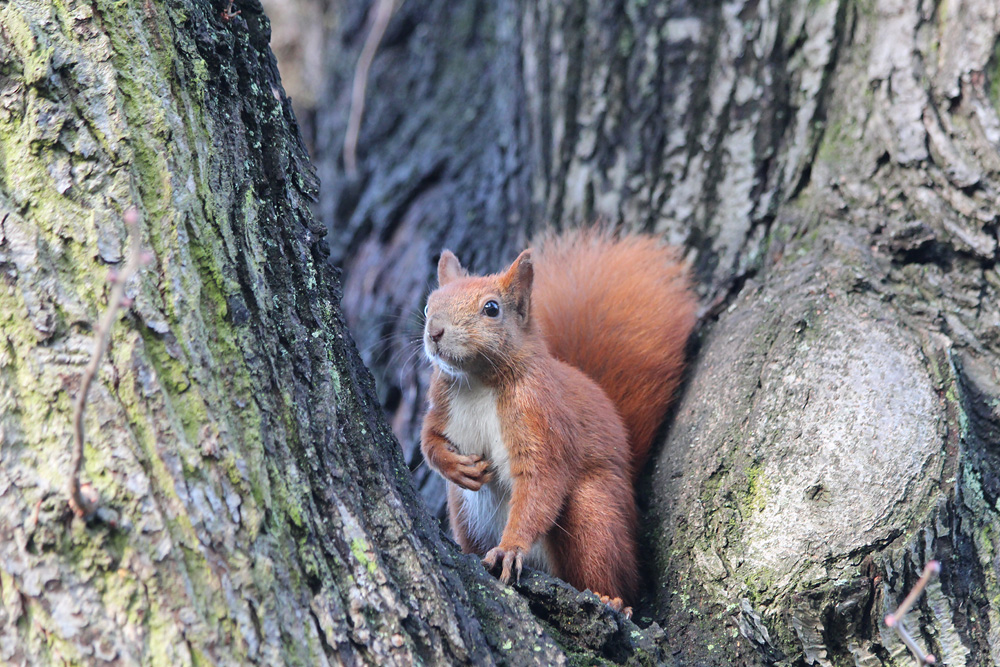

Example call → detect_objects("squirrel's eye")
423 304 429 318
482 300 501 317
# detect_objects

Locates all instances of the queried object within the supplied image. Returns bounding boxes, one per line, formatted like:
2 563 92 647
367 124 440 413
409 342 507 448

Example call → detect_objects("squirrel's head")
423 248 534 380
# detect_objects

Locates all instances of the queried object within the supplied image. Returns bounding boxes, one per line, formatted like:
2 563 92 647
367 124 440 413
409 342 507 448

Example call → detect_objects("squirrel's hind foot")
593 592 632 619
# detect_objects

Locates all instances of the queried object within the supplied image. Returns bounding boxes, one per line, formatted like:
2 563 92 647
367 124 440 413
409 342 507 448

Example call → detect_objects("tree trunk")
0 1 663 665
310 0 1000 665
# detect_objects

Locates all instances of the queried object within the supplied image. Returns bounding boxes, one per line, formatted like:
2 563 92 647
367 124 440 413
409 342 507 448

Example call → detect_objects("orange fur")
419 231 696 608
532 229 697 479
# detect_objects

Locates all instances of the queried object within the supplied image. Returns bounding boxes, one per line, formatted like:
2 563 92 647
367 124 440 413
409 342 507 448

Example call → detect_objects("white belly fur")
444 380 550 572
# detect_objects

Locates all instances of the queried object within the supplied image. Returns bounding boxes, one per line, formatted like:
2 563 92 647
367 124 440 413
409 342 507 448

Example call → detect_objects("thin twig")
885 560 940 627
885 560 940 666
343 0 396 178
894 622 936 666
68 208 143 519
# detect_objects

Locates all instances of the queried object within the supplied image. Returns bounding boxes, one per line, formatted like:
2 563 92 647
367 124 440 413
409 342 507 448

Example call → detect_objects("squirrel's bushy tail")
532 229 697 479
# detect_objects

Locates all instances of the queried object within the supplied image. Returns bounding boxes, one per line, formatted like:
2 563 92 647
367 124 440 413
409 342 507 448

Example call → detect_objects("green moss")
1 1 345 663
36 614 84 664
268 458 305 529
814 114 848 168
741 566 778 603
188 646 212 667
138 329 193 394
744 462 769 512
102 563 140 617
146 596 186 667
936 0 950 24
3 7 48 86
350 537 378 576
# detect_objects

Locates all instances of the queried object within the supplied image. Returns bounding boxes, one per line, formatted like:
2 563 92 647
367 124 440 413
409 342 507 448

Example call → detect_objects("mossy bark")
0 1 662 665
309 0 1000 664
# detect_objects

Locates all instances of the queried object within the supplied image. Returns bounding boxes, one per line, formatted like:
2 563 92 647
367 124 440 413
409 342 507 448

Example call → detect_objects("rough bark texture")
649 1 1000 664
0 1 660 665
307 0 1000 665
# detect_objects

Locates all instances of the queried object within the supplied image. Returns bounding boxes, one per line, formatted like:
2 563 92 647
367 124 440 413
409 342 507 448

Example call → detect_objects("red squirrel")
420 229 696 613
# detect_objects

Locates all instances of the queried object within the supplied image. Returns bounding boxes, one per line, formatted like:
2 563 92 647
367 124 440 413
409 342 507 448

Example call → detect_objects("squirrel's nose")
429 326 445 343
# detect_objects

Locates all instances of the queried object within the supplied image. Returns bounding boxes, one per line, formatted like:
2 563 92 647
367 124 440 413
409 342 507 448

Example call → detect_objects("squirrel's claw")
594 592 633 619
483 545 524 584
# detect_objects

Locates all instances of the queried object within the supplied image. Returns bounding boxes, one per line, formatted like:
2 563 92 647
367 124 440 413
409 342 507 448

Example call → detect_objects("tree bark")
0 1 663 665
310 0 1000 665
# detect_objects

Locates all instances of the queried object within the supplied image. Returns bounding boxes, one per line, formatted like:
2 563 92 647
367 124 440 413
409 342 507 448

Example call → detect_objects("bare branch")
343 0 397 178
68 208 144 519
884 560 941 666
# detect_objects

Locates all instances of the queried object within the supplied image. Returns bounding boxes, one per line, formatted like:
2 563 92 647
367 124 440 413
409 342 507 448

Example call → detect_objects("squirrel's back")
532 229 697 478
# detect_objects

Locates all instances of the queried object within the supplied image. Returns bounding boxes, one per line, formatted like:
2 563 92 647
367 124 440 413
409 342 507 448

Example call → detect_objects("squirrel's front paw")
439 452 493 491
483 544 526 584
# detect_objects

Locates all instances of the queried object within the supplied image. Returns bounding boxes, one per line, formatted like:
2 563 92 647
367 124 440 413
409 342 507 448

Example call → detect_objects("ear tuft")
503 249 534 322
437 250 467 286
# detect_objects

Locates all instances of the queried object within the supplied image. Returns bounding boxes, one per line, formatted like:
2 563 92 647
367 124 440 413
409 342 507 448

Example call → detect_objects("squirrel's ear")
502 249 533 323
437 250 467 286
